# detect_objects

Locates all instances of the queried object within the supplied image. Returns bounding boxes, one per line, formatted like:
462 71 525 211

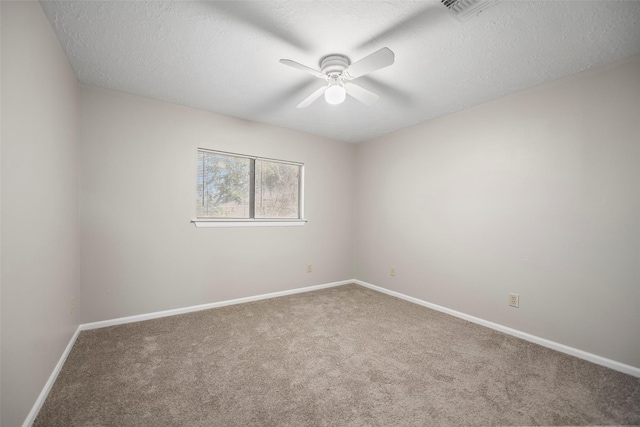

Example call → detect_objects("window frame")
192 148 306 228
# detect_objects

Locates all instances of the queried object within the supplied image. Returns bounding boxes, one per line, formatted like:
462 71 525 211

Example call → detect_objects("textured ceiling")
41 0 640 143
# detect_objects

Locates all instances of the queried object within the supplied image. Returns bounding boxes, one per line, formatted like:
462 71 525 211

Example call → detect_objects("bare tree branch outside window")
197 150 302 219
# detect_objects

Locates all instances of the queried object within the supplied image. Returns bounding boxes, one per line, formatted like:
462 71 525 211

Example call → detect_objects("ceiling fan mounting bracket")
320 54 350 76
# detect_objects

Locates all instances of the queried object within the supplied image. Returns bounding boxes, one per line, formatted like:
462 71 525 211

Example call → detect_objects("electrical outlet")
70 297 75 314
390 267 396 277
508 293 519 308
307 264 313 273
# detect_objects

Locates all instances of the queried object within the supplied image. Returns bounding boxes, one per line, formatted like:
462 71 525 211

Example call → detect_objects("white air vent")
441 0 497 20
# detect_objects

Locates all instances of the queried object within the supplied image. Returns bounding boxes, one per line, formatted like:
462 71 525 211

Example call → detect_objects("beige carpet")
35 284 640 426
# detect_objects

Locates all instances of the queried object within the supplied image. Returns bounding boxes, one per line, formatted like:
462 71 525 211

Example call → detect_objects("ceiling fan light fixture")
281 48 394 108
325 83 346 105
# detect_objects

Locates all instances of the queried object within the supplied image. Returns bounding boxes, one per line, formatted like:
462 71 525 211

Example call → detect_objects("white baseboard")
353 279 640 378
23 280 351 426
24 278 640 426
22 326 82 427
80 279 352 331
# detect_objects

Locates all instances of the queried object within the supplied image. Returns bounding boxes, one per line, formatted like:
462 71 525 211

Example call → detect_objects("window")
195 149 305 226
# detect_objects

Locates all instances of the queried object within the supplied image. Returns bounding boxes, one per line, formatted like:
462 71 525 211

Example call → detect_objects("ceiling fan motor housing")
280 47 393 108
320 55 350 76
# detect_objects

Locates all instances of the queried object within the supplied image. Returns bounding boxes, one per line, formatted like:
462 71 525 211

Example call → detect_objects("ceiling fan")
279 47 395 108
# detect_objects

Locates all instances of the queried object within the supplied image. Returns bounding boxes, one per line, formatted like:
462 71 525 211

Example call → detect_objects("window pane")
197 151 250 218
255 160 300 219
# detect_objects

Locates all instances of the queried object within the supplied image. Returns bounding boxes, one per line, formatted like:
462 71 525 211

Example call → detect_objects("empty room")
1 0 640 425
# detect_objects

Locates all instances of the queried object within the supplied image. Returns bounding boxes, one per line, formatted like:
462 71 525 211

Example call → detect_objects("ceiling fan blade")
358 75 414 105
280 59 326 79
297 86 328 108
345 83 379 106
344 47 395 79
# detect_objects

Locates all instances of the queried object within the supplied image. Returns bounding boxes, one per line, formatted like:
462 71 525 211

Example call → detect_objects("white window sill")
191 219 307 228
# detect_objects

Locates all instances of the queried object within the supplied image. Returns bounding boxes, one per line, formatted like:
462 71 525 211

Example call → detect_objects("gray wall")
79 86 355 323
354 55 640 368
1 2 81 425
2 2 639 424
